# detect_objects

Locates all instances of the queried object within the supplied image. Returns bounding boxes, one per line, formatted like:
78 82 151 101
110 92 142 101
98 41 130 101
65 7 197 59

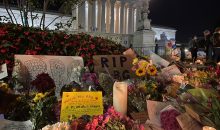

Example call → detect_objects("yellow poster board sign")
60 92 103 122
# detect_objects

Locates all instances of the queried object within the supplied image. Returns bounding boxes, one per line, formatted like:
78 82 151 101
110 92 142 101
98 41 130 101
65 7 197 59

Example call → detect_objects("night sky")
149 0 220 42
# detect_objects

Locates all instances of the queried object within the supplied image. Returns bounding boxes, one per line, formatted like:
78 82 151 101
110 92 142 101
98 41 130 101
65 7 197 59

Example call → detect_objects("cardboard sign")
0 120 33 130
149 51 170 67
161 65 181 79
93 55 133 80
14 55 84 98
60 92 103 122
130 111 148 124
176 113 202 130
0 64 8 79
146 100 170 126
123 48 137 59
113 82 127 115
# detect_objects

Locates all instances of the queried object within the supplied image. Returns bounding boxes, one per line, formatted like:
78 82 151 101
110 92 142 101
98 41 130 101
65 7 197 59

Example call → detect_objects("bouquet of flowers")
160 105 181 130
67 106 138 130
131 57 157 77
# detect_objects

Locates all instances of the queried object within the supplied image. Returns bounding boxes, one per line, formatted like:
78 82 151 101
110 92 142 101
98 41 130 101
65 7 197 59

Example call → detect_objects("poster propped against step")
0 64 8 80
123 48 137 59
14 55 84 98
93 55 134 80
60 92 103 122
149 51 170 67
0 120 33 130
161 65 182 79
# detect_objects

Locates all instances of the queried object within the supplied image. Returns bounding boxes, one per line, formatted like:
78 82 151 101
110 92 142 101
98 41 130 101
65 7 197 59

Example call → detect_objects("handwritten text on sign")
161 65 181 78
60 92 103 122
93 55 133 80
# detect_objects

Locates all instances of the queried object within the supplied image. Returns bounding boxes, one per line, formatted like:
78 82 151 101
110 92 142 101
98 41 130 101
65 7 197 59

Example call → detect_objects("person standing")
213 27 220 62
189 36 198 63
155 43 159 54
203 30 213 61
180 44 185 62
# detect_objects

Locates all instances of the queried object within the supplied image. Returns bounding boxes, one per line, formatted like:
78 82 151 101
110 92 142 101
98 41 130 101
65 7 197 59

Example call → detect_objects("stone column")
115 3 119 33
97 0 102 32
120 1 125 34
110 0 115 33
136 8 141 31
128 6 133 34
106 1 110 33
124 5 128 34
133 8 137 32
92 0 97 31
88 2 93 32
78 1 86 31
72 6 78 30
101 0 106 32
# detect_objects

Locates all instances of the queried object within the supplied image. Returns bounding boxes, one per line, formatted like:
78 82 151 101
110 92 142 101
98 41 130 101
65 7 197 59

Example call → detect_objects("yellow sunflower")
132 58 139 65
33 92 48 102
0 82 10 92
151 83 158 91
135 68 147 77
147 65 157 76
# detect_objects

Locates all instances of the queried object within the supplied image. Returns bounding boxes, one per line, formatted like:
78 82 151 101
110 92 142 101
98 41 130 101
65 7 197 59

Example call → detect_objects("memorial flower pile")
0 23 125 76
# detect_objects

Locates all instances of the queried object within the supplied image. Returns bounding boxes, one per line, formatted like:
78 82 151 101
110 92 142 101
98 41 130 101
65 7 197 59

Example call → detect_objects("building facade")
0 0 176 55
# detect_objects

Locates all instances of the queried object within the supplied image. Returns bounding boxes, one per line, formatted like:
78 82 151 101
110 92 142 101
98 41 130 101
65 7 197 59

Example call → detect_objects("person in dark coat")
189 36 198 63
180 44 185 62
155 43 159 54
203 30 213 61
213 27 220 62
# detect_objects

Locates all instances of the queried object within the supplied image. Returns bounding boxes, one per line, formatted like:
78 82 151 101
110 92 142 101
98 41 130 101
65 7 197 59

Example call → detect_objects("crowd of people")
189 27 220 63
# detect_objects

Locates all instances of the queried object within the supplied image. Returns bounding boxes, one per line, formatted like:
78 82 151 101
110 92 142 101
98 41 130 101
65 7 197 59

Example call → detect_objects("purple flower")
81 73 98 85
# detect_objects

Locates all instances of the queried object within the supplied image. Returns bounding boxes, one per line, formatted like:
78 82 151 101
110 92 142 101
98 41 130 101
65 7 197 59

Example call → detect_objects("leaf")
188 88 218 102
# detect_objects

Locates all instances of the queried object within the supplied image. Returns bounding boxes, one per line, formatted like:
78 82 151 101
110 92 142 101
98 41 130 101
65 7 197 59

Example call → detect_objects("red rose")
24 31 30 36
90 44 95 49
5 60 11 64
0 48 7 53
64 34 69 39
0 30 8 36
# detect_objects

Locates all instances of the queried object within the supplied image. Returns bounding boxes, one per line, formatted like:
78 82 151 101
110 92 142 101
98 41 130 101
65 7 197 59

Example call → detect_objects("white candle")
203 126 216 130
113 81 128 115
